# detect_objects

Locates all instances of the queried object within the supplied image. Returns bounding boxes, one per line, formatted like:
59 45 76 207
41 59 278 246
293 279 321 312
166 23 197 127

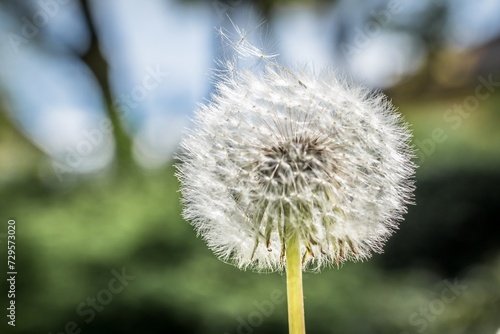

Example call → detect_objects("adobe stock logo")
51 65 168 181
400 279 467 334
224 289 285 334
340 0 402 60
7 0 75 53
48 267 135 334
415 74 500 165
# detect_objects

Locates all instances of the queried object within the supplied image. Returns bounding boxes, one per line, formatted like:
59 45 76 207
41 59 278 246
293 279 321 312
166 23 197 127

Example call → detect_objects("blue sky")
0 0 499 176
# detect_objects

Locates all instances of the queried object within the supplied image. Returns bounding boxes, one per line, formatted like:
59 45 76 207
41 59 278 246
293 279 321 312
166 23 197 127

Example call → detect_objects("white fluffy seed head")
176 30 415 272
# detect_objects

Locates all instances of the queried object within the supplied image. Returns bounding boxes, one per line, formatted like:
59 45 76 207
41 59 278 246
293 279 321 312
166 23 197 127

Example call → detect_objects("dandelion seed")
177 58 414 270
176 25 415 334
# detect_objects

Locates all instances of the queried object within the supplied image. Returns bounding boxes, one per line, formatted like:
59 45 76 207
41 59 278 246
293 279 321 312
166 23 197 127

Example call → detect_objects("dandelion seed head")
177 30 415 272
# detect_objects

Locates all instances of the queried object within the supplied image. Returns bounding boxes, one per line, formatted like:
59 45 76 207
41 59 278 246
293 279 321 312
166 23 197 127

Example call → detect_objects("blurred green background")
1 0 500 333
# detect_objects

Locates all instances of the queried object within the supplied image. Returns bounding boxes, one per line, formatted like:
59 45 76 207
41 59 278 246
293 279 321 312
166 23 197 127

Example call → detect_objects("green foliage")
1 94 500 333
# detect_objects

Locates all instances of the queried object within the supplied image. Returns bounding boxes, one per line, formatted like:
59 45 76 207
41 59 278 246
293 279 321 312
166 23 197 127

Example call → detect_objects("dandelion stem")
286 233 306 334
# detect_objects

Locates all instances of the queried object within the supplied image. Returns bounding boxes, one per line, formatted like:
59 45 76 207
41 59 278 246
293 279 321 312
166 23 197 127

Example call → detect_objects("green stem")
286 233 306 334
